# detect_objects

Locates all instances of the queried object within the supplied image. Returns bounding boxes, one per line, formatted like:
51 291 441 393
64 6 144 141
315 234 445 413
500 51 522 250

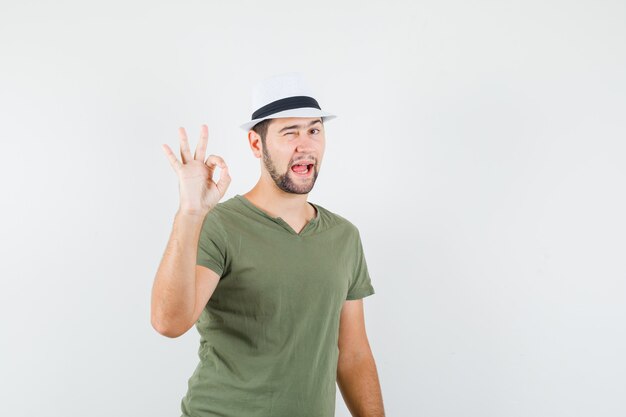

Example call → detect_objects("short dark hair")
251 118 274 147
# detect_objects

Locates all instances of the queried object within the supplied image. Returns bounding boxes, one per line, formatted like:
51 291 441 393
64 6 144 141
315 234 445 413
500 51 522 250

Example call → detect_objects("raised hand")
162 124 231 215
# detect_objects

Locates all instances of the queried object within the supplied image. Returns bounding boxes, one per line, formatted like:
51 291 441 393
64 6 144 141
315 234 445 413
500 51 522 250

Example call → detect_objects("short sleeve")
196 209 228 277
346 229 375 300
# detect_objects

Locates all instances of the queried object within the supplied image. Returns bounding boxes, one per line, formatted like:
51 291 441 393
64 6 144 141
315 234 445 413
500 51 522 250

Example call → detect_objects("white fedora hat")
239 72 337 131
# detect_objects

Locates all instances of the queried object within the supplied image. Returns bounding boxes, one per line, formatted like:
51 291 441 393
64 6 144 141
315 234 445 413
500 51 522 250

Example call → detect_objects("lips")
290 163 314 176
291 160 315 167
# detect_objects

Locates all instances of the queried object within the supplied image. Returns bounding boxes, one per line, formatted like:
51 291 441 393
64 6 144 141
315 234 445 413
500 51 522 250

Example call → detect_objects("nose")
294 130 321 152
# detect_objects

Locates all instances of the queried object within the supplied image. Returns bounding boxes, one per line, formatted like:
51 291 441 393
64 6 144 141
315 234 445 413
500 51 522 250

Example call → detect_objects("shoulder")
203 196 240 221
312 201 361 236
198 197 241 234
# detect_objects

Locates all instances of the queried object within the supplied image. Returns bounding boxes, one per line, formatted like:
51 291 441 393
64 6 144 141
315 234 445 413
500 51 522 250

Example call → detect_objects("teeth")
293 165 310 174
291 163 312 174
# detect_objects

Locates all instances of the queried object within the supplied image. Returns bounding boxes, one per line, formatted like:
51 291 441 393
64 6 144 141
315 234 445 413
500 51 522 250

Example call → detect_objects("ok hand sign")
162 124 231 215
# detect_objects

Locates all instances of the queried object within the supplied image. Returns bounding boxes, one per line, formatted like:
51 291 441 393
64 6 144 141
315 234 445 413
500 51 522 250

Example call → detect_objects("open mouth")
290 163 314 176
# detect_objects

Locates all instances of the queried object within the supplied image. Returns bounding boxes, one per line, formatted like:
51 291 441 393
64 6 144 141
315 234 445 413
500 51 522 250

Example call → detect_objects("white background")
1 1 625 416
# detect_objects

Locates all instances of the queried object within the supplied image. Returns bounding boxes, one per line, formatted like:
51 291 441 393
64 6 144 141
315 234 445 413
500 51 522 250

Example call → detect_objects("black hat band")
252 95 321 120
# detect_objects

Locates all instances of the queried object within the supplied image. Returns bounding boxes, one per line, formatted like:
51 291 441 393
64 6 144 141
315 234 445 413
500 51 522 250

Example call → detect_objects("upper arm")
188 264 221 327
337 298 372 360
189 209 227 329
346 228 375 300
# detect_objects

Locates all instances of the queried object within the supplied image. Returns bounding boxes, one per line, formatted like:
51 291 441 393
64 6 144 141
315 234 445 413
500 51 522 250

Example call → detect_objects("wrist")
176 206 210 218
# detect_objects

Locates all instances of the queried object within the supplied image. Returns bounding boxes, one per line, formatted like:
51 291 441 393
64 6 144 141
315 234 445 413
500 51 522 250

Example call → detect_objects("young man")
151 73 385 417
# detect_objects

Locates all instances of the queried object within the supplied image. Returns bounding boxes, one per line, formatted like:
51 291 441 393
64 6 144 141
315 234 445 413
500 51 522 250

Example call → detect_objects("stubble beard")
262 146 318 195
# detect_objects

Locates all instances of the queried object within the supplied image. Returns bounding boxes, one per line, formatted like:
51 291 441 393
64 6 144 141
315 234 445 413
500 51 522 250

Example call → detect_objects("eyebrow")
278 119 322 134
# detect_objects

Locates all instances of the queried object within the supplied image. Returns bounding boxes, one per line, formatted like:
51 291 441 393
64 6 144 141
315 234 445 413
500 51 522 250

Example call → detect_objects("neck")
242 178 315 221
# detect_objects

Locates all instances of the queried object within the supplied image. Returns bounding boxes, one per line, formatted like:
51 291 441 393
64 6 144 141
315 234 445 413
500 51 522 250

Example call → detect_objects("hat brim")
239 107 337 131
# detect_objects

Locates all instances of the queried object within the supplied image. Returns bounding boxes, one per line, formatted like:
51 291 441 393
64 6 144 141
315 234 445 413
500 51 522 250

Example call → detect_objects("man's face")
260 117 326 195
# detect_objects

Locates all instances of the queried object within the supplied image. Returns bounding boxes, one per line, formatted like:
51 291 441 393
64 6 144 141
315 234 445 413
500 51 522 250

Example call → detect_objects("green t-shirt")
180 194 375 417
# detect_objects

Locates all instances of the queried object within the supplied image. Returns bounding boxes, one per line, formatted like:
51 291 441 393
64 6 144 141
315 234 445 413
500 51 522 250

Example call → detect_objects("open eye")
310 128 320 134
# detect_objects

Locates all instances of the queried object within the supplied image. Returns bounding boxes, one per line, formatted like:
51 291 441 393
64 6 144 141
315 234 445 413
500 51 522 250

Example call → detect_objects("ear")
247 130 262 159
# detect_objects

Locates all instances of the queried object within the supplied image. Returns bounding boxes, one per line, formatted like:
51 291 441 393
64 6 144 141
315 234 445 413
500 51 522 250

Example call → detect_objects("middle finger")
194 124 208 161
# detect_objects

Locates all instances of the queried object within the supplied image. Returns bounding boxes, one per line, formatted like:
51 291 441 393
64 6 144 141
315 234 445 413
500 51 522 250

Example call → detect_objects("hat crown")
250 72 315 112
239 72 336 131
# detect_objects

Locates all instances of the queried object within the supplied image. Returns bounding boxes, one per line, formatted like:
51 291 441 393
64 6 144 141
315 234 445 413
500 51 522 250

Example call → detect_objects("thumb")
215 163 231 197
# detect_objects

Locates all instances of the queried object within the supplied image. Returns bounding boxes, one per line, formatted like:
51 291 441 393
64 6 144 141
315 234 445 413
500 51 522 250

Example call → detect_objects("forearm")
151 209 208 336
336 353 386 417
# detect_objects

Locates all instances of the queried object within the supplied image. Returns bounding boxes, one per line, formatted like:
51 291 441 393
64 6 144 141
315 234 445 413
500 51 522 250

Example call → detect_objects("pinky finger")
162 144 182 172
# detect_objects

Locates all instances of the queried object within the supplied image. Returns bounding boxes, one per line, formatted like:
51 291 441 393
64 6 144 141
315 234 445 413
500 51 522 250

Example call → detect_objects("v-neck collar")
234 194 320 236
